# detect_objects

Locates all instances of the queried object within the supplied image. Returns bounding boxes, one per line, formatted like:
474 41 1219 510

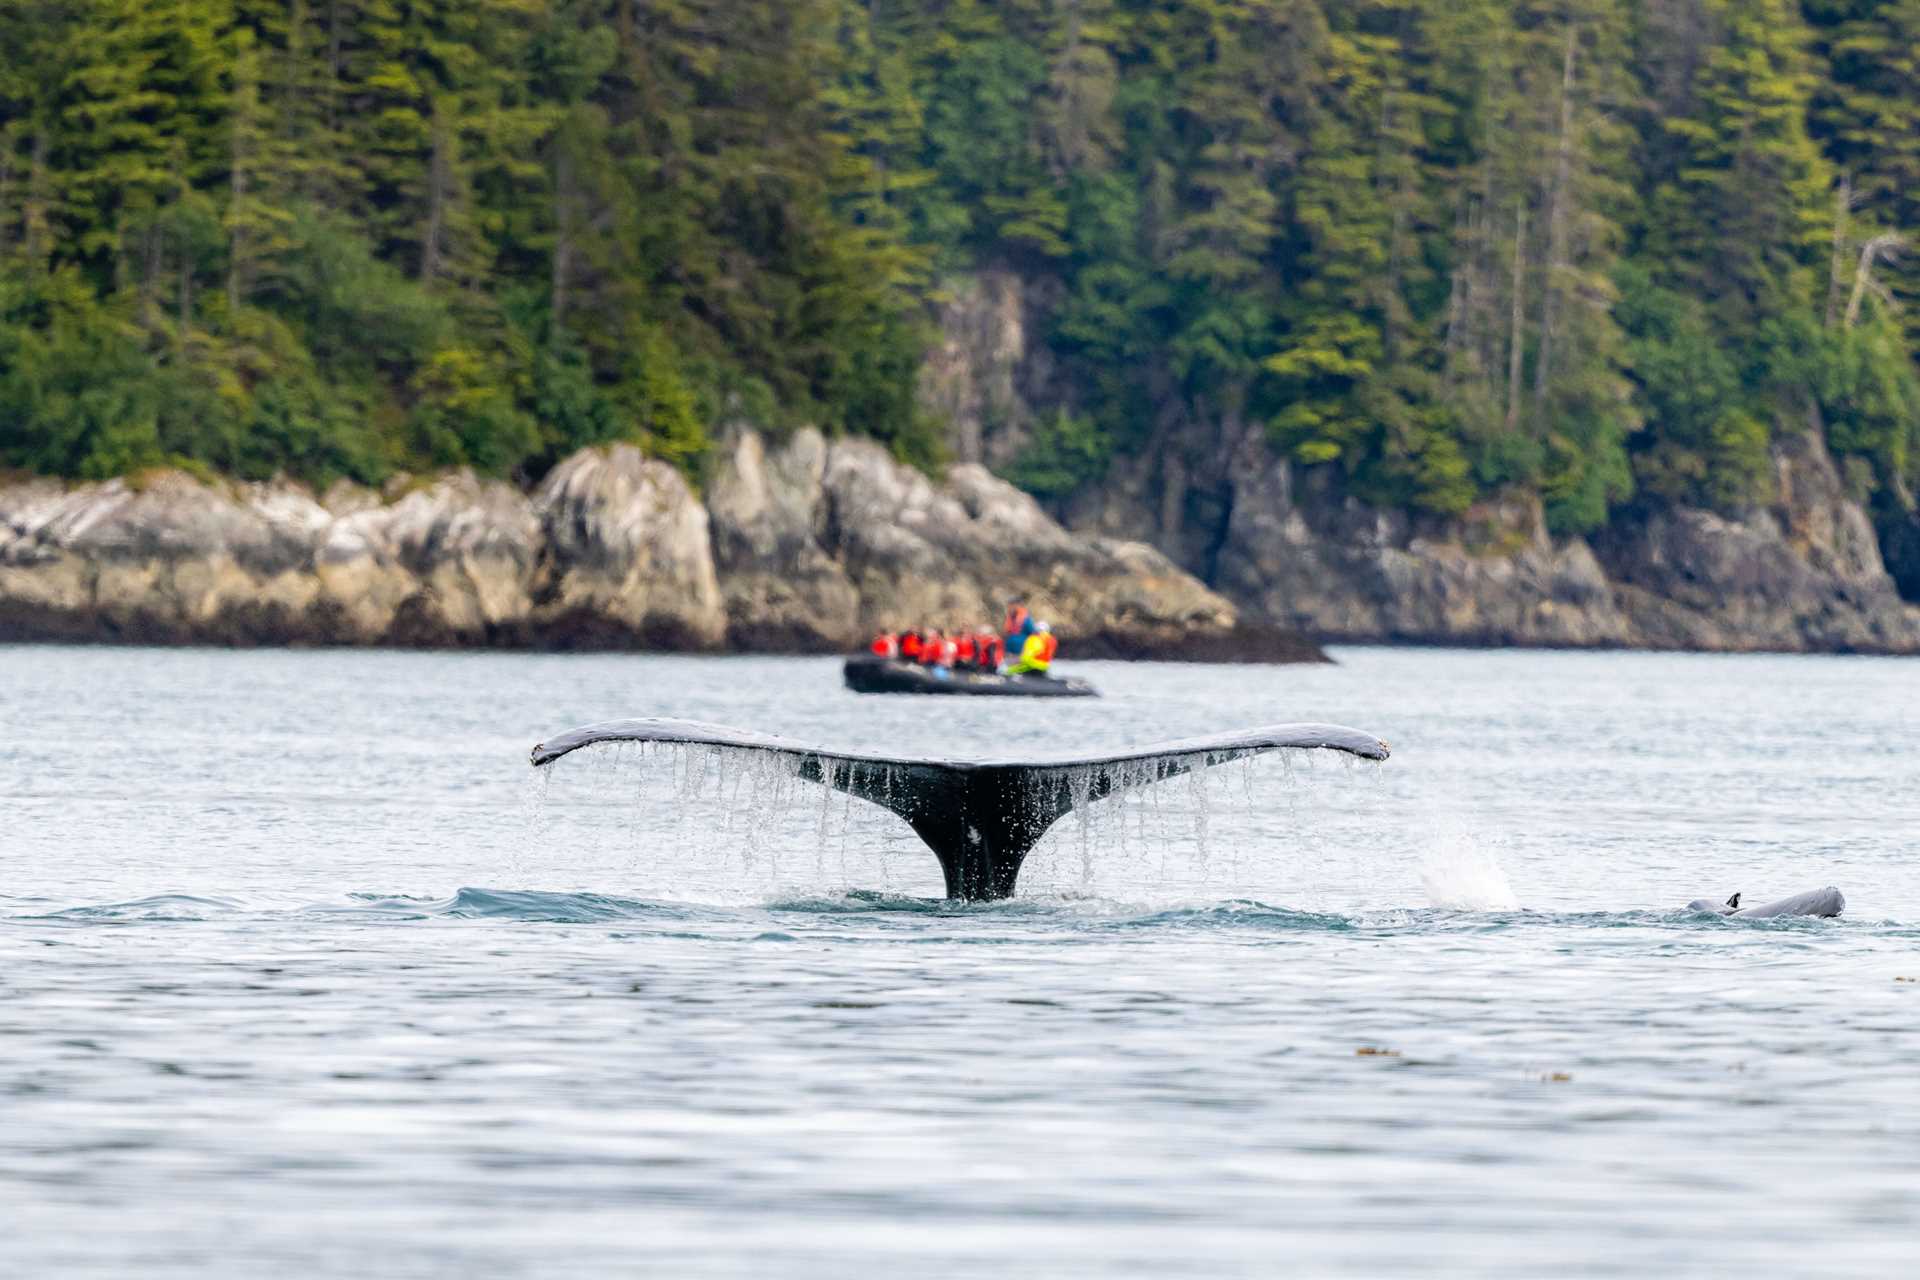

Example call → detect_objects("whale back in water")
1687 887 1845 919
529 717 1391 900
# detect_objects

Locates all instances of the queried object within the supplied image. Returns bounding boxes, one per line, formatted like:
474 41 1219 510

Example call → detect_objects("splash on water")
1418 828 1520 910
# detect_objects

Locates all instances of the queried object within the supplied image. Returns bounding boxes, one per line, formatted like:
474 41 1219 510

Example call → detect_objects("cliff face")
929 270 1920 655
1214 457 1630 648
702 426 1301 657
0 431 1292 657
1211 429 1920 652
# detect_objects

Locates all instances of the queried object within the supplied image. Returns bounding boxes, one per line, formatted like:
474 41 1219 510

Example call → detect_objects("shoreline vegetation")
4 2 1920 655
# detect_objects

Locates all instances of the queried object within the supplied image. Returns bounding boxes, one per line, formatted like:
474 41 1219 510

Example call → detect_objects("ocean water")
4 644 1918 1277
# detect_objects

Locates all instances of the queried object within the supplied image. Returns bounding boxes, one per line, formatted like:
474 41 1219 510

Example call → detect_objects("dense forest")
2 0 1918 548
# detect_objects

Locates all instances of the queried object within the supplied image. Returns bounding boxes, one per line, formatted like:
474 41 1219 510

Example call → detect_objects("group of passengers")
868 600 1060 677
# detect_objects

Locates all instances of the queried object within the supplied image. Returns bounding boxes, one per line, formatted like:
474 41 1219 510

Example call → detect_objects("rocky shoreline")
1203 427 1920 655
0 428 1319 661
5 413 1918 658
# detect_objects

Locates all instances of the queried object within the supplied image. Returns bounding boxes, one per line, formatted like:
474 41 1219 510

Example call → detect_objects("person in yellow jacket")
1004 620 1057 675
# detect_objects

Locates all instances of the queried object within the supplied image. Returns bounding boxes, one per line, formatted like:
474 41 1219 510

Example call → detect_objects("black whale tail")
529 718 1391 901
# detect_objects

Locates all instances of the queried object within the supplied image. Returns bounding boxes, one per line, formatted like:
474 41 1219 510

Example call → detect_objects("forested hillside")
3 0 1918 553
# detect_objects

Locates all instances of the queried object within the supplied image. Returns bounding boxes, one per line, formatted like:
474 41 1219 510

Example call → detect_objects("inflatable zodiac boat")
841 655 1097 698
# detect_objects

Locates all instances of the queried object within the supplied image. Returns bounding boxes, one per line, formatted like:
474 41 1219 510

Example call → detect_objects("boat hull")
842 656 1098 698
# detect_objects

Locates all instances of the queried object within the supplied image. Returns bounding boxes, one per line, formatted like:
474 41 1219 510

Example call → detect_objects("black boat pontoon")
841 655 1097 698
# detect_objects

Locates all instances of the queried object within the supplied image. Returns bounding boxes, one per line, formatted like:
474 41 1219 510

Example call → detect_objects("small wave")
350 887 689 924
24 893 246 923
1111 899 1358 932
764 888 1021 915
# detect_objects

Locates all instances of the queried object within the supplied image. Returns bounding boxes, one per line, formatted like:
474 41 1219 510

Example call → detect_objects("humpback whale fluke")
530 718 1390 901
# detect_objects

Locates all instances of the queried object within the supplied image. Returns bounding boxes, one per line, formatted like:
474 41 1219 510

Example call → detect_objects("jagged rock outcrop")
0 447 724 648
705 428 861 650
816 433 1242 654
704 427 1305 658
916 269 1065 471
1212 429 1920 653
1216 459 1629 647
0 433 1299 657
1593 431 1920 653
316 471 542 643
529 446 725 648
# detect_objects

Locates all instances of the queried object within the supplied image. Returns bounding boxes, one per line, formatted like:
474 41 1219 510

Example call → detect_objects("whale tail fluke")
529 718 1390 900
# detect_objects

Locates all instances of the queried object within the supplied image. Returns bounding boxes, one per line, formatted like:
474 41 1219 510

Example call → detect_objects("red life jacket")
870 633 897 657
979 633 1003 666
1033 632 1058 665
900 633 923 660
956 635 976 664
1003 604 1029 637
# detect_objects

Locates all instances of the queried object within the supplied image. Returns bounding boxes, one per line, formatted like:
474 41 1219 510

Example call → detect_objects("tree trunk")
1846 235 1903 329
24 127 48 264
421 107 449 285
179 231 192 330
1505 203 1526 432
326 0 344 134
551 133 574 325
1826 173 1851 329
1534 26 1577 409
142 219 162 332
228 118 247 315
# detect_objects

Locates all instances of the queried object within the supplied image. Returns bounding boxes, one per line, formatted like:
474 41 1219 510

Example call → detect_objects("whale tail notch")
529 718 1390 900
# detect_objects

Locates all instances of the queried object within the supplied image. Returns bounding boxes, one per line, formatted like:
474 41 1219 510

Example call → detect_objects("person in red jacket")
900 629 923 661
955 632 977 668
870 631 898 658
977 628 1004 670
1003 600 1033 650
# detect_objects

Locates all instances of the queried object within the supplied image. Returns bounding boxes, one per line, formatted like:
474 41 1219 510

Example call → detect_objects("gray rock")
1595 431 1920 653
0 433 1271 658
1211 428 1920 653
529 445 725 648
1215 453 1632 648
710 427 1252 656
706 427 860 650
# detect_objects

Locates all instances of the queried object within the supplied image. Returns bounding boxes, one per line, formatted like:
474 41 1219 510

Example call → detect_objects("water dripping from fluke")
528 718 1391 902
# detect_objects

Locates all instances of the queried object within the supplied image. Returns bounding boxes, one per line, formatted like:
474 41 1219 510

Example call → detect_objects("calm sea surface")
4 644 1918 1277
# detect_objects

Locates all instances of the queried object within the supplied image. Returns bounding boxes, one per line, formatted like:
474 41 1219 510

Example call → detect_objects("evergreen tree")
0 0 1915 577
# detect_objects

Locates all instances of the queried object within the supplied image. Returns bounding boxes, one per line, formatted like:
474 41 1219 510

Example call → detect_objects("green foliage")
1616 262 1769 506
1004 410 1112 498
0 0 932 489
2 0 1918 568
